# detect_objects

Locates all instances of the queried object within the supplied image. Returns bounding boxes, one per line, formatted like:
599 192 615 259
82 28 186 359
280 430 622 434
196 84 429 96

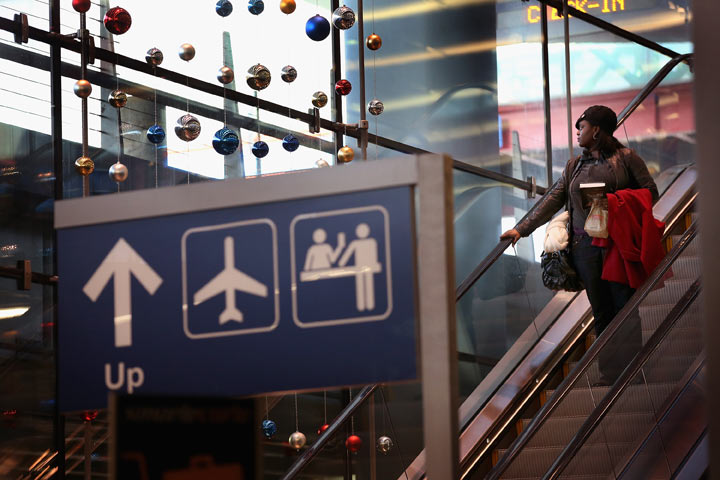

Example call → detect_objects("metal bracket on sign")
13 13 28 44
308 108 320 134
527 176 537 199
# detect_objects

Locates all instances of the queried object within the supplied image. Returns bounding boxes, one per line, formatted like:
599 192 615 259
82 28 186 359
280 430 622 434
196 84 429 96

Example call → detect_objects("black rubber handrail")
536 0 687 62
488 221 698 479
546 276 702 479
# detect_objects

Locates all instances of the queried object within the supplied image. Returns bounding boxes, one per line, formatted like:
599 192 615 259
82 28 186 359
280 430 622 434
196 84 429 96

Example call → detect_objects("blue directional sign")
57 184 417 412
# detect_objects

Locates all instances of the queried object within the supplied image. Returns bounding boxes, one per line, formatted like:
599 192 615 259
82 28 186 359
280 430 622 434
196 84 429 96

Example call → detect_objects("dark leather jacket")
516 146 658 237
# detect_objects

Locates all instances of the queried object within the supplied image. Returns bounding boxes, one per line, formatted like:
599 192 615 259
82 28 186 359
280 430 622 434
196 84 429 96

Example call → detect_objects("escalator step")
522 412 655 448
640 301 700 331
671 235 699 256
671 256 701 280
544 383 674 418
644 278 695 307
495 443 630 478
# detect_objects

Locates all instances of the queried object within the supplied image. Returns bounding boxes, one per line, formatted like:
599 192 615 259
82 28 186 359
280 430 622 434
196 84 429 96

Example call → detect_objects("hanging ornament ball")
312 91 328 108
108 90 128 108
146 124 166 144
213 128 240 155
175 114 201 142
281 65 297 83
74 156 94 176
103 7 132 35
145 47 164 66
248 0 265 15
289 431 307 450
73 79 92 98
368 98 384 116
377 435 394 455
332 6 355 30
217 66 235 84
280 0 296 14
246 64 271 91
366 33 382 51
335 79 352 96
261 419 277 439
305 15 330 41
178 43 196 61
345 434 362 453
82 410 98 422
282 134 299 152
72 0 91 13
216 0 234 16
109 162 128 183
317 423 330 435
316 159 330 168
252 141 269 158
337 146 354 163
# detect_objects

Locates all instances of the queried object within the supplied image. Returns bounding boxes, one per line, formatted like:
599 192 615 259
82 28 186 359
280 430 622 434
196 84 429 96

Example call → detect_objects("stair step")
670 256 701 280
670 235 699 256
644 278 695 308
521 412 655 448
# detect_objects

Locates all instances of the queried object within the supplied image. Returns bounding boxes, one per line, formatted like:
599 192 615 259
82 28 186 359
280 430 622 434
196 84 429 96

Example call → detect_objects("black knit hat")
575 105 617 135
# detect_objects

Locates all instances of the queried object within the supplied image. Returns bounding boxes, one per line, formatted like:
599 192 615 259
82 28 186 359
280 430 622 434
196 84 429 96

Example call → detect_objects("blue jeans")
572 234 641 383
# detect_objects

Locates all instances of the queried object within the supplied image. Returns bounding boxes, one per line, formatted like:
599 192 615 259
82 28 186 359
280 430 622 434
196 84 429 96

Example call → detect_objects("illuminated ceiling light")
0 307 30 320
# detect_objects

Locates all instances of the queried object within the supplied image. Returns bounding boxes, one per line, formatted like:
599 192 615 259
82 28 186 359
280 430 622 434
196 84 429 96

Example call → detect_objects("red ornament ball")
72 0 91 13
104 7 132 35
345 434 362 452
82 410 98 422
317 423 330 435
335 79 352 96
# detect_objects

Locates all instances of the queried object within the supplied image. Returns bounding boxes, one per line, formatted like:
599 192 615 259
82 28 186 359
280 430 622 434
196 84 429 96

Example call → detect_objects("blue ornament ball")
212 128 239 155
252 140 269 158
216 0 233 16
262 419 277 439
146 124 166 144
306 15 330 41
282 134 300 152
248 0 264 15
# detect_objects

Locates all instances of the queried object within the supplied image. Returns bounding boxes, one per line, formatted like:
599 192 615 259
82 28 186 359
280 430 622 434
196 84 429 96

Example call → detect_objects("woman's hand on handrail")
500 228 521 246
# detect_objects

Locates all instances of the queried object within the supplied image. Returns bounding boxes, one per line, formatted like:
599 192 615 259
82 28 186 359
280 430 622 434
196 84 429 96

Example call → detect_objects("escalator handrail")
456 51 693 303
616 53 694 129
488 222 699 479
545 276 702 479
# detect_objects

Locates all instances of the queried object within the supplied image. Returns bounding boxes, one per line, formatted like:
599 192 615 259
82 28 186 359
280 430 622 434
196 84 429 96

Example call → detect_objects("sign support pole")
417 154 458 479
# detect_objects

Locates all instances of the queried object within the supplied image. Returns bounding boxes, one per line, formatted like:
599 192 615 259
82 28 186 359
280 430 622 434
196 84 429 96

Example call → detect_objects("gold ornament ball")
366 33 382 51
109 162 128 183
178 43 196 61
289 431 307 450
312 91 328 108
280 0 296 14
74 79 92 98
217 66 235 84
337 146 354 163
74 156 94 176
108 90 128 108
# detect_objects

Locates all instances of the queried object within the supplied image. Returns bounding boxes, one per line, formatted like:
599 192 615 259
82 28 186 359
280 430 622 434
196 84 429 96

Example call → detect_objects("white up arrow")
83 238 163 348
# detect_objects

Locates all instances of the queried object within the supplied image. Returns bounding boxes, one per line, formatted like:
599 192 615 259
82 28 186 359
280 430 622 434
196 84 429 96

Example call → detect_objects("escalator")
277 52 700 480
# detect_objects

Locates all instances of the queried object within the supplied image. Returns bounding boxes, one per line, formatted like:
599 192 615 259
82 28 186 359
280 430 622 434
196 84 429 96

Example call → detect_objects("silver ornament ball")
246 64 271 91
178 43 196 61
316 159 330 168
145 47 164 66
377 436 393 454
175 114 202 142
217 66 235 84
368 98 384 116
332 5 355 29
109 162 128 183
108 90 128 108
281 65 297 83
289 431 307 450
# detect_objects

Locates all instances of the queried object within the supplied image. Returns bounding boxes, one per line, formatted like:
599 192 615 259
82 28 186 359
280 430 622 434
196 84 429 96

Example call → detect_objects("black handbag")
540 248 584 292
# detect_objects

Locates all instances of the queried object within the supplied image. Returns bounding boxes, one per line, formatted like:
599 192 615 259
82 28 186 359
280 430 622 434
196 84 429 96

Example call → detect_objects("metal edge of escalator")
399 167 698 480
544 274 702 479
487 221 699 480
617 355 707 479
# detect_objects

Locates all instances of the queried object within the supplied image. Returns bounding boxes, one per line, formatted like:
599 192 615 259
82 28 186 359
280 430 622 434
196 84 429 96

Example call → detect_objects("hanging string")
349 388 354 434
294 393 299 432
372 0 379 161
186 68 190 184
323 390 327 425
115 53 121 193
380 386 409 480
265 396 269 421
223 86 228 127
153 64 158 189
